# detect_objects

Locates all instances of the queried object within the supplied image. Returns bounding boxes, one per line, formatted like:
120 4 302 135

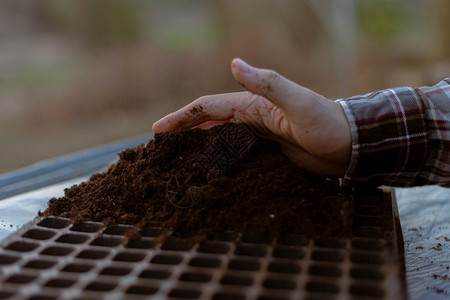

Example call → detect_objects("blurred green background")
0 0 449 173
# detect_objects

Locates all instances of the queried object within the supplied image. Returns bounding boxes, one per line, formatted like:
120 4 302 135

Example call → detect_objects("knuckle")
265 69 280 83
195 95 209 104
258 70 280 96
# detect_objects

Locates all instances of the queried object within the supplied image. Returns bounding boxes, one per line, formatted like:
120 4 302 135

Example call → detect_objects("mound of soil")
42 123 353 239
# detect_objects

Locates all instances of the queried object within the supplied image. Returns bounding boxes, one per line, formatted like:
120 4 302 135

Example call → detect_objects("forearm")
338 78 450 187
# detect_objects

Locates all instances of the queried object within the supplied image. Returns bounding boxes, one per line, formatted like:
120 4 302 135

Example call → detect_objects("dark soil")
42 123 354 239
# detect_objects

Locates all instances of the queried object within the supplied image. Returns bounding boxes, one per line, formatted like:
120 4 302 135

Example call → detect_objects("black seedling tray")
0 189 406 300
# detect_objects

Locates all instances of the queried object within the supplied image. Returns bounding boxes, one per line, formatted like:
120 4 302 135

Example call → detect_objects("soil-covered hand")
152 58 351 177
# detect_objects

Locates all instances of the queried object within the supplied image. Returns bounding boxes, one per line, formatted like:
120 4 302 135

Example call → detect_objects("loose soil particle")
43 123 354 239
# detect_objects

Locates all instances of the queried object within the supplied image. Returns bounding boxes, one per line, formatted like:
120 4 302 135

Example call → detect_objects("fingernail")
152 121 160 133
152 119 167 133
232 58 252 74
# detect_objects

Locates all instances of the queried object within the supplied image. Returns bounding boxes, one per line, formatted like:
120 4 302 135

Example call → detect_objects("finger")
191 120 231 130
152 93 236 132
231 58 322 114
152 92 268 133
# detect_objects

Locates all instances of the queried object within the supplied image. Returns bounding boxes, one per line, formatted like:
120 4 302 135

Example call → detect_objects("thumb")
231 58 318 113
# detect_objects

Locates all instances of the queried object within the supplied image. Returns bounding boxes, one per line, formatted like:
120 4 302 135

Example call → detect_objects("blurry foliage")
155 22 225 51
436 0 450 58
0 62 80 90
39 1 78 33
39 0 225 50
79 0 142 47
41 0 143 48
358 0 404 39
147 1 228 51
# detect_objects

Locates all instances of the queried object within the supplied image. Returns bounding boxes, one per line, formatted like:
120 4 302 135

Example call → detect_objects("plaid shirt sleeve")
337 78 450 187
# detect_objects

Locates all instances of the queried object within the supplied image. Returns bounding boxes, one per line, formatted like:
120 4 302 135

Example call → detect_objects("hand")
152 58 351 177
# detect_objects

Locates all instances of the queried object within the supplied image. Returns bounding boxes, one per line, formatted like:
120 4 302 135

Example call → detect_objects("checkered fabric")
338 78 450 187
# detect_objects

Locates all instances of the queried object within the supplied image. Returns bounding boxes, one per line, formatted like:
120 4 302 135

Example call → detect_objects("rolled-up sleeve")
337 78 450 187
